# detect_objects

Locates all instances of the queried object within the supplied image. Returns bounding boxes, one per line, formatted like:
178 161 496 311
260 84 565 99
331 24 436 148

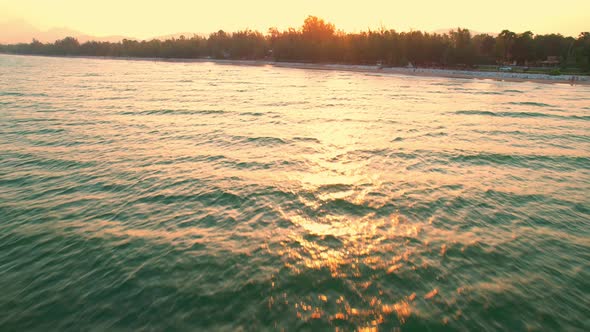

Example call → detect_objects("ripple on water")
508 101 553 107
120 109 227 116
0 54 589 331
454 109 589 121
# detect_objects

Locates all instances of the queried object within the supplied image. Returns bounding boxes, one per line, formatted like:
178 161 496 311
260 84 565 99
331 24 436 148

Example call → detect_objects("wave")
422 132 447 137
508 101 553 107
0 92 24 96
455 110 588 120
292 137 321 144
262 101 310 107
132 188 248 210
474 91 502 95
450 152 589 169
220 135 291 147
472 129 590 143
121 109 227 116
455 110 497 116
239 111 265 116
0 92 48 97
8 153 97 171
242 136 287 146
10 128 66 135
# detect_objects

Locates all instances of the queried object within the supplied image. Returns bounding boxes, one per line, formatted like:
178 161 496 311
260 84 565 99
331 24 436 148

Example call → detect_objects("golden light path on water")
0 54 589 330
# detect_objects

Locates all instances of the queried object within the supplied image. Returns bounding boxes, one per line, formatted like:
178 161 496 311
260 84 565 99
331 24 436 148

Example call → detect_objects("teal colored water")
0 54 589 331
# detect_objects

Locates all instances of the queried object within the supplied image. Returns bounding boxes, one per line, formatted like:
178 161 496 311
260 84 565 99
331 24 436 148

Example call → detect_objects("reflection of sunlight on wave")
274 139 430 328
286 295 415 327
270 188 504 328
277 210 423 277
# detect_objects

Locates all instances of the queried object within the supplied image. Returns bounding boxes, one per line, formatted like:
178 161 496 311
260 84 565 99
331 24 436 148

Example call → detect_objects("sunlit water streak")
0 54 589 331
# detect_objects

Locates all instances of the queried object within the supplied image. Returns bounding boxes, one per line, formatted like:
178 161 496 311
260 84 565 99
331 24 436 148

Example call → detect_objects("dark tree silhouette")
1 16 588 72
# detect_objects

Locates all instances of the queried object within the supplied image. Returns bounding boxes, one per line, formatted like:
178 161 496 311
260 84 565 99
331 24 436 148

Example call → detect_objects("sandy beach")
285 63 590 85
133 57 590 85
253 60 590 85
3 53 589 85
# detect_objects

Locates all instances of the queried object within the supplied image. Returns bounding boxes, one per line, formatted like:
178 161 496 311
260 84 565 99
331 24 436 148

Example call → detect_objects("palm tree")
498 29 516 62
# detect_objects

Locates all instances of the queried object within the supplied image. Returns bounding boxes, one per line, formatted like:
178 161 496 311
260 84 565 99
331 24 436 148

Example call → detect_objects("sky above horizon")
1 0 589 39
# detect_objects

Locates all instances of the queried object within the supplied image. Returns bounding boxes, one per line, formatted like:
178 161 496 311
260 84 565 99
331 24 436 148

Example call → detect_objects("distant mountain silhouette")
0 19 211 44
0 19 132 43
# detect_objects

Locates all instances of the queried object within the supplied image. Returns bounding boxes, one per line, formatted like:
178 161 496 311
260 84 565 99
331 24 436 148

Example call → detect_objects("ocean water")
0 54 589 331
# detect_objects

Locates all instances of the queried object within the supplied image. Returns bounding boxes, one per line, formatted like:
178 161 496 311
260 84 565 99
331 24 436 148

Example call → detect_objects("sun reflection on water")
272 198 429 327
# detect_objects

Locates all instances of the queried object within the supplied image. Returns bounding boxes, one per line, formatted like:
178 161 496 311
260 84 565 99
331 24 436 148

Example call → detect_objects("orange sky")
1 0 589 39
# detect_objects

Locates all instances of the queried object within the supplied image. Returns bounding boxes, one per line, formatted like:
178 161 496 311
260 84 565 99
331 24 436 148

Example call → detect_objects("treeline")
1 16 589 71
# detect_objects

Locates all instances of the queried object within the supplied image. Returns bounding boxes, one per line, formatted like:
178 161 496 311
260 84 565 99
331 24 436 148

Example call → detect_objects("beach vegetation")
1 16 589 73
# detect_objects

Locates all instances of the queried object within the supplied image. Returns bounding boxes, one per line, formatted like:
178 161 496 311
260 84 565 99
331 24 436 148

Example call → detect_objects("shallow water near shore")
1 54 589 331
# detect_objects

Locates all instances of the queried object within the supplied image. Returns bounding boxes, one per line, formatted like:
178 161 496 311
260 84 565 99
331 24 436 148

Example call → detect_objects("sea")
0 54 589 331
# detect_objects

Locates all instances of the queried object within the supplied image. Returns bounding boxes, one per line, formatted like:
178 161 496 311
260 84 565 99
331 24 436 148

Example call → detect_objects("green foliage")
1 16 589 71
512 31 535 65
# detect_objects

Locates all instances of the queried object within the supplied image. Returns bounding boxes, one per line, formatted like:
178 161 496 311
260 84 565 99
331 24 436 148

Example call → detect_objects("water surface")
1 54 589 331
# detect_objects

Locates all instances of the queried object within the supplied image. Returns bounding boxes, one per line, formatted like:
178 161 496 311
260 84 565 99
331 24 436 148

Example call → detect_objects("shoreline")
274 62 590 85
3 53 590 85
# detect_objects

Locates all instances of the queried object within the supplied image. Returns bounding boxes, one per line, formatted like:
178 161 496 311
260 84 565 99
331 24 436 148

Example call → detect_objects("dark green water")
1 54 589 331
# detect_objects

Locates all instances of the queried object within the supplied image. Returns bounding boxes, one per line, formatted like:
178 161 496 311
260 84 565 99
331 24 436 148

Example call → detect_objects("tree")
301 16 335 41
574 32 590 71
1 17 589 71
472 34 496 64
449 28 475 65
299 16 337 62
54 37 80 55
512 31 535 65
208 30 230 58
497 29 516 62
